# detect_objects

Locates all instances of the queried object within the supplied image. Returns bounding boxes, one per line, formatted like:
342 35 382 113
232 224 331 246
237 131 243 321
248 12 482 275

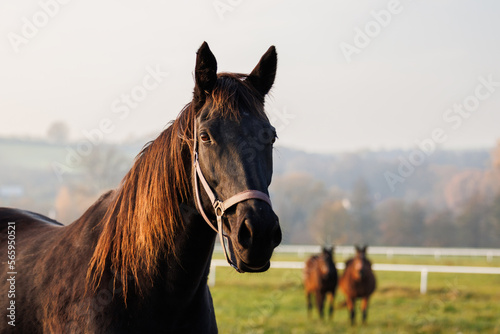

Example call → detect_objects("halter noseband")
192 119 272 272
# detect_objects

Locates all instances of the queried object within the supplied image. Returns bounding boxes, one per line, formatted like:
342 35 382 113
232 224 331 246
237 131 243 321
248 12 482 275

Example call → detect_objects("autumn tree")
55 185 97 224
492 140 500 171
455 195 499 248
489 193 500 241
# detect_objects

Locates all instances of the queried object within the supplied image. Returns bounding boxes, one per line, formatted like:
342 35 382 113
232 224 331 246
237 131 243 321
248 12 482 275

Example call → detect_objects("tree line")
270 142 500 247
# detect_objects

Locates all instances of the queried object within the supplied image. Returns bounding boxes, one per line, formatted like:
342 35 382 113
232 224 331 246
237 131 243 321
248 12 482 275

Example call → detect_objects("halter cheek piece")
192 120 272 272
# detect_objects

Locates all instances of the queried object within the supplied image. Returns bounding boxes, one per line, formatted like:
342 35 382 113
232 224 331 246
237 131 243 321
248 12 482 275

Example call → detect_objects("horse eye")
200 132 211 143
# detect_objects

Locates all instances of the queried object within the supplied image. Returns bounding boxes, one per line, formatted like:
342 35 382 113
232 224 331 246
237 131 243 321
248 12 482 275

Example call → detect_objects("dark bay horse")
339 245 376 325
303 247 338 320
0 42 281 333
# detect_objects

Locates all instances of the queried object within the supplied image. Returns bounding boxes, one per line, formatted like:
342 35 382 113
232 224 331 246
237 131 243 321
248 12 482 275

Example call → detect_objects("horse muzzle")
226 200 282 272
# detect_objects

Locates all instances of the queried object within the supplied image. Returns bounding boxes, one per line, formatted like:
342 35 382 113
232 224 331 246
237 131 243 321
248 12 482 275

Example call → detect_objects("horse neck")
124 190 216 315
321 257 334 276
156 203 216 295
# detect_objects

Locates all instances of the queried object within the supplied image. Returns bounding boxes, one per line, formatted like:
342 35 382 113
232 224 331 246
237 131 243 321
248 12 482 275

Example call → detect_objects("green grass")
210 255 500 333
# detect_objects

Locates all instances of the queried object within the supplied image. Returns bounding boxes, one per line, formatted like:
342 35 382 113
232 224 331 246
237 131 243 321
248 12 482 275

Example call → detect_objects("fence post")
386 249 393 259
420 269 428 294
209 263 216 287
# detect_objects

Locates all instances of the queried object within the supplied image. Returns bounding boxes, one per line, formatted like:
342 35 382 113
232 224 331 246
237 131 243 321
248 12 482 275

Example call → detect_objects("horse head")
191 42 282 272
353 245 369 280
318 246 334 277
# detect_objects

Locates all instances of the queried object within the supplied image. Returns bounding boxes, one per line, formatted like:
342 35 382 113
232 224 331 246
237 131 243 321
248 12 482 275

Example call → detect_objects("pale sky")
1 0 500 153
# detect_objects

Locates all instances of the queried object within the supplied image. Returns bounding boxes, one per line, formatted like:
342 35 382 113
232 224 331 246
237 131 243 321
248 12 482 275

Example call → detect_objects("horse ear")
355 245 361 253
247 46 277 98
194 42 218 106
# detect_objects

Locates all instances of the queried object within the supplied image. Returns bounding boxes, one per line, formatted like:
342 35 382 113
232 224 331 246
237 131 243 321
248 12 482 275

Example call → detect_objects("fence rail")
209 259 500 294
214 245 500 261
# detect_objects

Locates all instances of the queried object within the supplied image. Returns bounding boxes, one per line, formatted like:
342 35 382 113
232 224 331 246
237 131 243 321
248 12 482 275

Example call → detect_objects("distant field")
0 139 138 171
210 254 500 333
0 140 66 170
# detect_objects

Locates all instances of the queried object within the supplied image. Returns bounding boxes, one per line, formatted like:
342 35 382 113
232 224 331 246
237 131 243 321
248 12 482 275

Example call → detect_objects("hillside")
1 137 499 247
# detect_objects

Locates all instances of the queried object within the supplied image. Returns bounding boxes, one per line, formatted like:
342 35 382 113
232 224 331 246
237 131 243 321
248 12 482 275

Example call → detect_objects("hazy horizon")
2 1 500 154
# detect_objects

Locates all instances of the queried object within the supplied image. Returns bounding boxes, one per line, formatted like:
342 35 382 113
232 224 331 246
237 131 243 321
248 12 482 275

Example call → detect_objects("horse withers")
0 42 281 333
339 245 376 325
303 246 338 320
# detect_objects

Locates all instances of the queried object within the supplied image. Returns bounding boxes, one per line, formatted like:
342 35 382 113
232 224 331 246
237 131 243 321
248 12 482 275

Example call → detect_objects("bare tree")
349 178 378 244
309 200 351 245
79 145 131 193
47 121 70 143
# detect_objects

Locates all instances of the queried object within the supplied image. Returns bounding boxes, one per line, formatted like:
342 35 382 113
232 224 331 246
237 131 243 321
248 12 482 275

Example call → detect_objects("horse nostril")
238 219 253 249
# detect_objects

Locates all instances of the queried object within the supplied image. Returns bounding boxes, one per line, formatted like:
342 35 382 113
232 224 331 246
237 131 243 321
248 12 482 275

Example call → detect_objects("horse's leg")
361 297 369 324
315 291 325 320
327 292 334 320
346 297 355 326
306 292 312 318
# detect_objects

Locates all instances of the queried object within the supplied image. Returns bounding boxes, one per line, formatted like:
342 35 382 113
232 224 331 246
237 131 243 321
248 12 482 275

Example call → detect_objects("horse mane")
87 73 267 300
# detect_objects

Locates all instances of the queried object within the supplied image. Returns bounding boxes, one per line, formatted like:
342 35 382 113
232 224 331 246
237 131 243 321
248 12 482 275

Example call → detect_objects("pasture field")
210 254 500 333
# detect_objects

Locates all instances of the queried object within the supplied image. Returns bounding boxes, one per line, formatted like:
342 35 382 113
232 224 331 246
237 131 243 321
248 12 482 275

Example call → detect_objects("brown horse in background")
303 247 338 320
339 245 376 325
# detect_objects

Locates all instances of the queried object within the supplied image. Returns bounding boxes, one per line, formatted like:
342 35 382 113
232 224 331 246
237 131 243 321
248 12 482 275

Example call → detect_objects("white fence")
209 259 500 294
258 245 500 261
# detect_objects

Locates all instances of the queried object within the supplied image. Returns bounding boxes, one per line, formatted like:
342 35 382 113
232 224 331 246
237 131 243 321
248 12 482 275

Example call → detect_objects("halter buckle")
214 200 224 218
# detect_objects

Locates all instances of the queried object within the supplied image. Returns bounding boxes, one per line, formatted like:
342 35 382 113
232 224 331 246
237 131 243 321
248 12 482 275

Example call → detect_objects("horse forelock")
205 73 268 121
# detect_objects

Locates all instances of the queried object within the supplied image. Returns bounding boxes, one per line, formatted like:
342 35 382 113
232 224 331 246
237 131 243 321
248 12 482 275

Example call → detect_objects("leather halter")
192 119 272 272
